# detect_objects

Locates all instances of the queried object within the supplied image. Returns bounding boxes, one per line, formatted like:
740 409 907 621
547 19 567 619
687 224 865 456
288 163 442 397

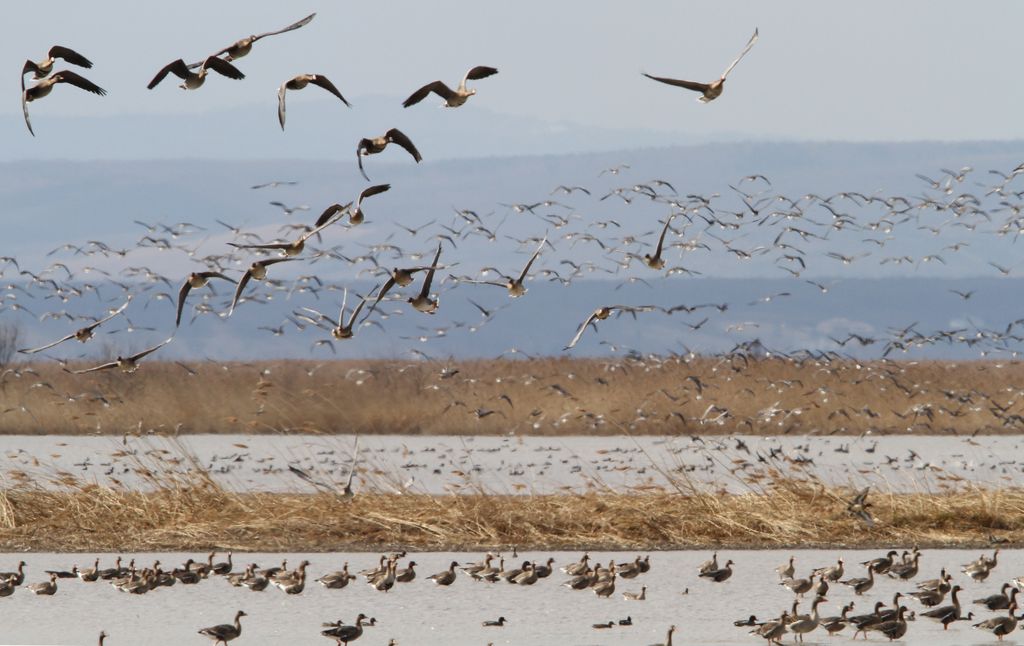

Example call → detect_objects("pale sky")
4 0 1024 152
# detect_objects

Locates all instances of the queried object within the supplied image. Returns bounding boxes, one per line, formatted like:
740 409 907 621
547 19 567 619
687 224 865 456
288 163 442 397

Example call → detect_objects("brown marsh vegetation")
2 356 1023 435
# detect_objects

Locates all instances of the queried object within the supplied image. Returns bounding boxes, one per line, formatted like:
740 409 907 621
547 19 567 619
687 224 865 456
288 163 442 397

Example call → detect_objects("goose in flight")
228 216 339 257
643 215 675 269
175 272 235 327
315 184 391 227
357 128 422 181
229 257 299 316
211 13 316 62
466 235 547 297
147 55 244 90
22 70 106 136
278 74 350 129
23 45 92 80
643 28 758 102
408 244 443 314
19 297 130 354
564 304 660 350
69 336 173 374
365 258 451 318
402 65 499 108
297 288 373 340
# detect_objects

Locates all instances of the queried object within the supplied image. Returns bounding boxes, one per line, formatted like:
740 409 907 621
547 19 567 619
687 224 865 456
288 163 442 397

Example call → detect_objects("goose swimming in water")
402 66 498 108
643 28 758 103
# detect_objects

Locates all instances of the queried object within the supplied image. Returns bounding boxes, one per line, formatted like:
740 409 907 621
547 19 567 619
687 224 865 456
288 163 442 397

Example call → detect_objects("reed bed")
1 476 1021 552
3 356 1024 435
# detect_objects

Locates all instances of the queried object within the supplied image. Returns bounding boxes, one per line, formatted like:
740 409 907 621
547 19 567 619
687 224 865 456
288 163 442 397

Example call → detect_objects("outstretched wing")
21 86 34 136
147 59 189 89
314 203 350 228
422 244 443 294
53 70 106 95
564 309 603 351
203 56 245 80
18 331 77 354
720 28 759 79
70 360 119 374
229 270 254 316
402 81 455 108
464 65 499 83
277 82 289 129
642 73 709 94
49 45 93 69
655 215 674 256
357 184 391 205
129 336 174 362
356 141 371 181
517 235 547 283
385 128 422 162
310 75 351 106
253 12 316 41
175 280 193 328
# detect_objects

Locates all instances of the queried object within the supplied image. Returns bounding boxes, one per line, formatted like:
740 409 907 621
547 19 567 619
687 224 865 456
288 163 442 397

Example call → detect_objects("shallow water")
2 433 1023 495
1 549 1022 645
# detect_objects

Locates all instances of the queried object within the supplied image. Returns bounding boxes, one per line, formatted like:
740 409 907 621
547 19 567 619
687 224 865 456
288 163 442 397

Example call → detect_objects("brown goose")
563 305 659 350
78 558 101 582
975 584 1017 611
643 28 758 103
973 601 1021 641
402 66 498 108
356 128 421 181
314 184 391 228
813 558 844 582
921 585 963 629
840 564 875 595
697 552 718 576
427 561 458 586
176 272 234 327
69 336 173 374
212 552 234 576
820 602 854 635
0 561 26 585
297 288 373 340
198 610 246 645
862 550 899 574
98 631 108 645
147 55 244 90
699 559 733 583
864 605 909 641
321 614 367 645
212 13 316 61
395 561 417 583
21 297 130 353
23 46 92 80
22 70 105 136
317 563 356 589
28 573 58 595
643 215 674 270
228 257 299 316
534 557 556 578
408 244 443 314
278 74 350 129
465 234 547 298
0 578 15 597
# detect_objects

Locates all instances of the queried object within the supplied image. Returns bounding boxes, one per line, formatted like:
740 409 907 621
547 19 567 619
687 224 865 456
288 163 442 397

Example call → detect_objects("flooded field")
1 548 1022 645
3 433 1022 495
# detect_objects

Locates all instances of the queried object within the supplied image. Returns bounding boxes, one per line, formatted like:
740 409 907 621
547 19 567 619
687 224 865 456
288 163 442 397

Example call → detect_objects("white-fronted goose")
643 28 758 103
0 578 14 597
975 584 1017 611
198 610 246 645
176 272 234 327
788 595 826 642
751 613 786 644
864 605 909 641
840 564 874 595
921 585 963 629
78 558 101 582
973 601 1021 641
813 558 844 582
356 128 421 181
228 257 299 316
28 573 58 595
428 561 458 586
22 70 106 135
820 602 854 635
322 613 367 644
228 213 337 258
643 215 674 269
212 552 233 576
20 296 130 353
534 557 556 578
467 234 546 297
563 304 660 350
775 556 795 580
781 573 816 597
278 74 350 129
23 46 92 80
408 243 442 314
699 559 733 583
212 13 316 61
395 561 416 583
887 551 920 580
298 287 372 340
70 336 173 374
402 66 498 108
0 560 26 585
318 563 356 589
652 625 676 646
147 56 244 91
697 552 718 576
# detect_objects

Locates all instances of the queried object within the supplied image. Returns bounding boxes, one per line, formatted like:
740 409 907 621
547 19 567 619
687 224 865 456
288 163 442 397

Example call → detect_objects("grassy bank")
2 356 1024 435
1 476 1021 552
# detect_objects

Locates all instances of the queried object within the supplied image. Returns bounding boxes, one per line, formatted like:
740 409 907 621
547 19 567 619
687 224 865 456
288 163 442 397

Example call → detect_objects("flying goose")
366 257 452 317
643 215 675 269
70 336 173 374
564 304 660 350
465 235 547 297
198 610 246 645
356 128 422 181
643 28 758 103
22 70 106 135
297 288 373 340
23 46 93 80
402 65 498 108
211 13 316 61
229 257 299 315
314 184 391 227
408 243 443 314
19 297 130 353
175 272 234 327
321 614 368 645
229 213 337 257
278 74 350 129
147 55 244 90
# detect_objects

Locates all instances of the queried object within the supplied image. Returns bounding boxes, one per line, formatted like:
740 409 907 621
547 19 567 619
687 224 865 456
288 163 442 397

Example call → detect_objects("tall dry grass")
2 356 1023 435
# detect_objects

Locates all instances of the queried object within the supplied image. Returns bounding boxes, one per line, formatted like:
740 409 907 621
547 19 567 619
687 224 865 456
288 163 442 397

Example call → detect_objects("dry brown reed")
2 356 1024 435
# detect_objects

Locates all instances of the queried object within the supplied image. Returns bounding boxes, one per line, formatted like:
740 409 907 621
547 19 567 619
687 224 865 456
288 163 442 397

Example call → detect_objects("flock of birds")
5 547 1024 644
